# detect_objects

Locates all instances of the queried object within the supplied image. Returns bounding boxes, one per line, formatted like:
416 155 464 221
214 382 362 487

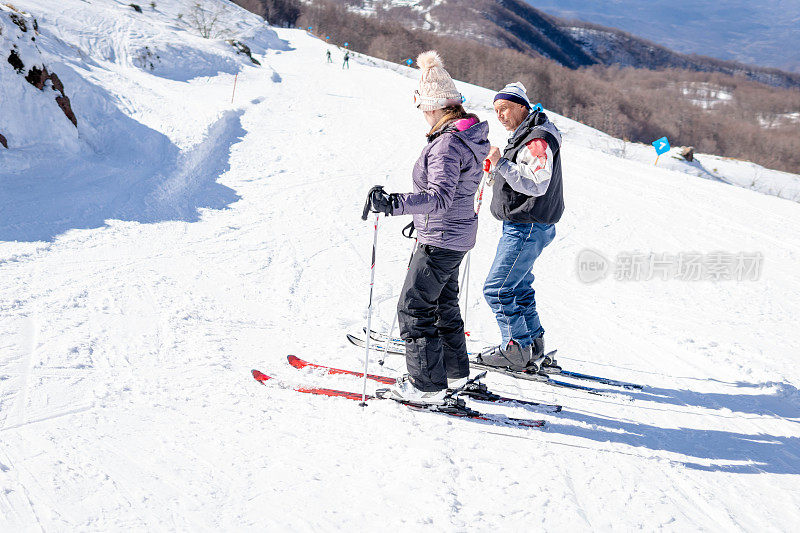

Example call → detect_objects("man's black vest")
490 111 565 224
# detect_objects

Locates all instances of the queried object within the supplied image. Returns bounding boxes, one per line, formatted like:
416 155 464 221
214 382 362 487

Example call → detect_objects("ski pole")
378 303 398 367
475 158 491 215
231 72 239 104
359 188 383 406
462 159 492 335
462 252 471 335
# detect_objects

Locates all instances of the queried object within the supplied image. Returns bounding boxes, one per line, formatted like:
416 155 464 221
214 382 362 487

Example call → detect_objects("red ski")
252 369 369 400
286 355 561 413
287 355 395 384
251 369 546 428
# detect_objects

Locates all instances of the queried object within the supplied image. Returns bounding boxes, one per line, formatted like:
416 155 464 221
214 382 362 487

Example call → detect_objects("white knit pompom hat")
416 50 462 111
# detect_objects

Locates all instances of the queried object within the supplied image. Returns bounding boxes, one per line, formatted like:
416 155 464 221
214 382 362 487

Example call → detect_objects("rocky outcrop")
25 65 77 126
7 47 24 72
227 39 261 65
2 7 78 128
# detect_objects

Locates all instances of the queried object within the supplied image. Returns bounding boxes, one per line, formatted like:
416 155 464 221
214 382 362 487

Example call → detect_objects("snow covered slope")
2 1 800 530
0 0 286 241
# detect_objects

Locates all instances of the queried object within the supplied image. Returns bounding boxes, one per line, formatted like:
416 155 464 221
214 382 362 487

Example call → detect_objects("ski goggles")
413 90 465 109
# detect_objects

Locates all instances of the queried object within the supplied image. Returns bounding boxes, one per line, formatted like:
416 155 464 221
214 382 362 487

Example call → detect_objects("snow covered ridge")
0 4 77 150
1 0 287 241
0 0 283 153
530 0 800 75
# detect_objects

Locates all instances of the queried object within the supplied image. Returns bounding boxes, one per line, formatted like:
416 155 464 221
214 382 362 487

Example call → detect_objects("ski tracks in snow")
2 14 800 529
1 315 38 431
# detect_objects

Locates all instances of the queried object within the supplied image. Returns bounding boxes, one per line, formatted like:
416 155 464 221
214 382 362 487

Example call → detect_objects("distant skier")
477 82 565 374
326 49 332 63
363 51 489 405
342 51 350 69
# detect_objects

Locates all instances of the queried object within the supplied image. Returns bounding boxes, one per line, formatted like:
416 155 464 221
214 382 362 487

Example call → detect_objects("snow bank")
1 0 287 241
0 5 79 152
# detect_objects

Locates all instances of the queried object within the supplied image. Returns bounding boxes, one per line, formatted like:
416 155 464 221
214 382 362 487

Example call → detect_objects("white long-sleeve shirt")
495 138 553 198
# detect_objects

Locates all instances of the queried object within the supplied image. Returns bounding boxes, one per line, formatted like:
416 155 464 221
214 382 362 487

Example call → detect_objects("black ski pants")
397 243 469 391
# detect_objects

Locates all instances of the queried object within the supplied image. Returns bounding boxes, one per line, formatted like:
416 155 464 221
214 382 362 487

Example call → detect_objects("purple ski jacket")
393 117 490 251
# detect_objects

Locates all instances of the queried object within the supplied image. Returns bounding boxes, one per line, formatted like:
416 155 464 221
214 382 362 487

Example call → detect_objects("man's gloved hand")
364 186 399 216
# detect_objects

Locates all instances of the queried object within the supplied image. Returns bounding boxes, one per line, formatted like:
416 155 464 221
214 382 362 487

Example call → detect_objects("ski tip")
286 355 305 368
251 369 271 384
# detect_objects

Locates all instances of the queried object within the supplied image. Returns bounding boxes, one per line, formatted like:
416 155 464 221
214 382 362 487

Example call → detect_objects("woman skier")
364 51 490 405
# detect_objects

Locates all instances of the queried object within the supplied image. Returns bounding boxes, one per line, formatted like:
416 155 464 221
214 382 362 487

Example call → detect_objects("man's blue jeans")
483 221 556 347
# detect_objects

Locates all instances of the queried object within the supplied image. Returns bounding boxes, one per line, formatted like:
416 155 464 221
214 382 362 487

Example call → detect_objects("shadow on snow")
526 375 800 475
0 105 245 242
547 408 800 475
624 381 800 420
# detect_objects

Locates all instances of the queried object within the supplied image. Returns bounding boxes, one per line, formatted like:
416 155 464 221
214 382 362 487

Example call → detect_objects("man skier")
342 51 350 69
478 82 564 374
326 50 332 63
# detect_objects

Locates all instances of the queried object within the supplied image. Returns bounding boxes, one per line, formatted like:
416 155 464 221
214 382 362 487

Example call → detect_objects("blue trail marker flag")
652 136 670 155
405 58 413 66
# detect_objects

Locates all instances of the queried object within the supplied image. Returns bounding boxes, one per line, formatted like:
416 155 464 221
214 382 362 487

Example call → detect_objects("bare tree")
183 1 230 39
290 0 800 173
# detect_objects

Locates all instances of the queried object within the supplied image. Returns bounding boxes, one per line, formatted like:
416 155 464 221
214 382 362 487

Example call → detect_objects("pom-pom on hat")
415 50 462 111
494 82 531 110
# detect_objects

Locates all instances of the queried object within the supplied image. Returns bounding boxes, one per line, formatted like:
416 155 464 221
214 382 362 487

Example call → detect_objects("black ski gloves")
362 185 400 219
369 188 397 215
